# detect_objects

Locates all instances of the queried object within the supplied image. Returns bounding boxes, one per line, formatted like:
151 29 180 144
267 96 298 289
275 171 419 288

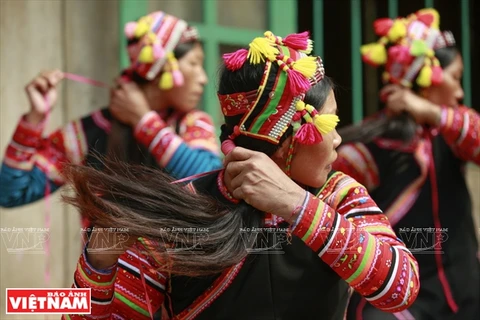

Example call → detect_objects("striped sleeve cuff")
74 245 117 303
291 195 337 253
12 115 46 148
134 111 167 146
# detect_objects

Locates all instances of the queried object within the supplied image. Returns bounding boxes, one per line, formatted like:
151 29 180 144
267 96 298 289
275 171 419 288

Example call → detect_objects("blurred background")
0 0 478 318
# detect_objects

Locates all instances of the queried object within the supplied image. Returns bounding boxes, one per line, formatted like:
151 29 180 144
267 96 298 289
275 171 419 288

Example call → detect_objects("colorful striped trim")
114 291 150 317
345 234 375 284
174 258 246 319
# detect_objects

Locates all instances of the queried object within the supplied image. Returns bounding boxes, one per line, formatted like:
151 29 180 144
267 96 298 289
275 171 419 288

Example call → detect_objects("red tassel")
416 13 434 27
431 65 443 85
283 31 311 51
292 112 302 122
373 18 394 36
223 49 248 71
286 69 311 96
294 123 323 145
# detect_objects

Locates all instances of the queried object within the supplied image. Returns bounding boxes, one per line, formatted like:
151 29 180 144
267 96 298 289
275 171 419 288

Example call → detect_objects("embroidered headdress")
361 8 456 88
123 11 199 89
218 31 339 156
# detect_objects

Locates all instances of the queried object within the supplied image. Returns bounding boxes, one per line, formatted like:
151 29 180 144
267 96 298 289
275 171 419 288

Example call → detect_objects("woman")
333 9 480 320
62 31 419 320
0 11 222 208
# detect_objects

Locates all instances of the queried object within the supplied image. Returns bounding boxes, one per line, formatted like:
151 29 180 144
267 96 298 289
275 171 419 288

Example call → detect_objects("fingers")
44 69 64 86
26 76 49 94
379 84 401 102
26 70 63 94
223 147 257 166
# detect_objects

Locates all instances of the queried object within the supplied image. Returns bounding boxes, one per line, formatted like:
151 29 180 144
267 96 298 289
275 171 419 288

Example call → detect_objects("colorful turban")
218 31 339 150
123 11 199 89
361 8 456 88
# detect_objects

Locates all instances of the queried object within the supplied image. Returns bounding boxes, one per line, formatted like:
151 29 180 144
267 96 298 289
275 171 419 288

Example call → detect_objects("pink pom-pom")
431 65 443 86
294 123 323 145
223 49 248 71
287 69 311 96
388 45 411 64
172 70 184 87
221 140 236 155
283 31 310 51
153 43 165 60
124 22 137 39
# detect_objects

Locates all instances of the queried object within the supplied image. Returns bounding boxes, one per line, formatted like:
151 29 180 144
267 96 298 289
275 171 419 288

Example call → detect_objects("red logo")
6 288 91 314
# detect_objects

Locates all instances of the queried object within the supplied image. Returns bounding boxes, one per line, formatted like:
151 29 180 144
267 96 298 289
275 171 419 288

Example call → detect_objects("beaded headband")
218 31 339 151
123 11 200 90
361 8 456 88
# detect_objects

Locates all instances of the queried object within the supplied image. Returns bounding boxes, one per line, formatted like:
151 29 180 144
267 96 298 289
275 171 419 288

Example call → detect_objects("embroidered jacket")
334 106 480 319
63 171 420 320
0 108 222 208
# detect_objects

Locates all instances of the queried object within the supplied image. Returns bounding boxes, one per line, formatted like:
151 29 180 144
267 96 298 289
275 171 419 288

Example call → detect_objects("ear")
271 135 293 167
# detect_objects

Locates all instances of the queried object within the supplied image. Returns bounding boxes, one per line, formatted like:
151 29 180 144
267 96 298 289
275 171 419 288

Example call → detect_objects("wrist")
131 110 150 127
425 102 442 127
277 188 307 221
25 111 46 125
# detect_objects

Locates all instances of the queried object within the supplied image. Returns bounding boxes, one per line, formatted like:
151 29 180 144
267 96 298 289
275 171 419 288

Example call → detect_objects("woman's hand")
380 84 442 126
86 227 138 269
109 78 151 127
25 70 64 125
223 147 306 222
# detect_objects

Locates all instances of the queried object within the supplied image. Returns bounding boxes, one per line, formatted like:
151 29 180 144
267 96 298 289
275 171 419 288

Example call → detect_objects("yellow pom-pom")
305 104 316 114
295 100 306 111
360 43 387 65
138 45 155 63
387 20 407 42
417 65 432 87
248 37 278 64
313 114 340 134
135 21 150 38
292 56 317 78
159 71 174 90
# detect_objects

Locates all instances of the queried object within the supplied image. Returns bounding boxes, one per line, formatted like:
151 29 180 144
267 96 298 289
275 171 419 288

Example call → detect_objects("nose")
199 66 208 86
455 87 464 104
333 129 342 148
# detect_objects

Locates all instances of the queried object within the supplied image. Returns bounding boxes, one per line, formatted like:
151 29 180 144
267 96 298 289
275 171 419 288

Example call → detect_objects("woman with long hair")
62 31 420 319
0 11 222 209
333 8 480 320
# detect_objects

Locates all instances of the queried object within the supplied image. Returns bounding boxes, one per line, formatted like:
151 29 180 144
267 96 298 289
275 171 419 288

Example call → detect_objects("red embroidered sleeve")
438 106 480 165
332 143 380 191
134 110 220 169
177 110 220 155
4 115 90 184
291 172 419 312
4 116 46 170
63 241 168 320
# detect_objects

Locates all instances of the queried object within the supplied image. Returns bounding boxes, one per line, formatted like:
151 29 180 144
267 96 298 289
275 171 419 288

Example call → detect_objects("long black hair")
339 46 459 144
64 55 334 277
